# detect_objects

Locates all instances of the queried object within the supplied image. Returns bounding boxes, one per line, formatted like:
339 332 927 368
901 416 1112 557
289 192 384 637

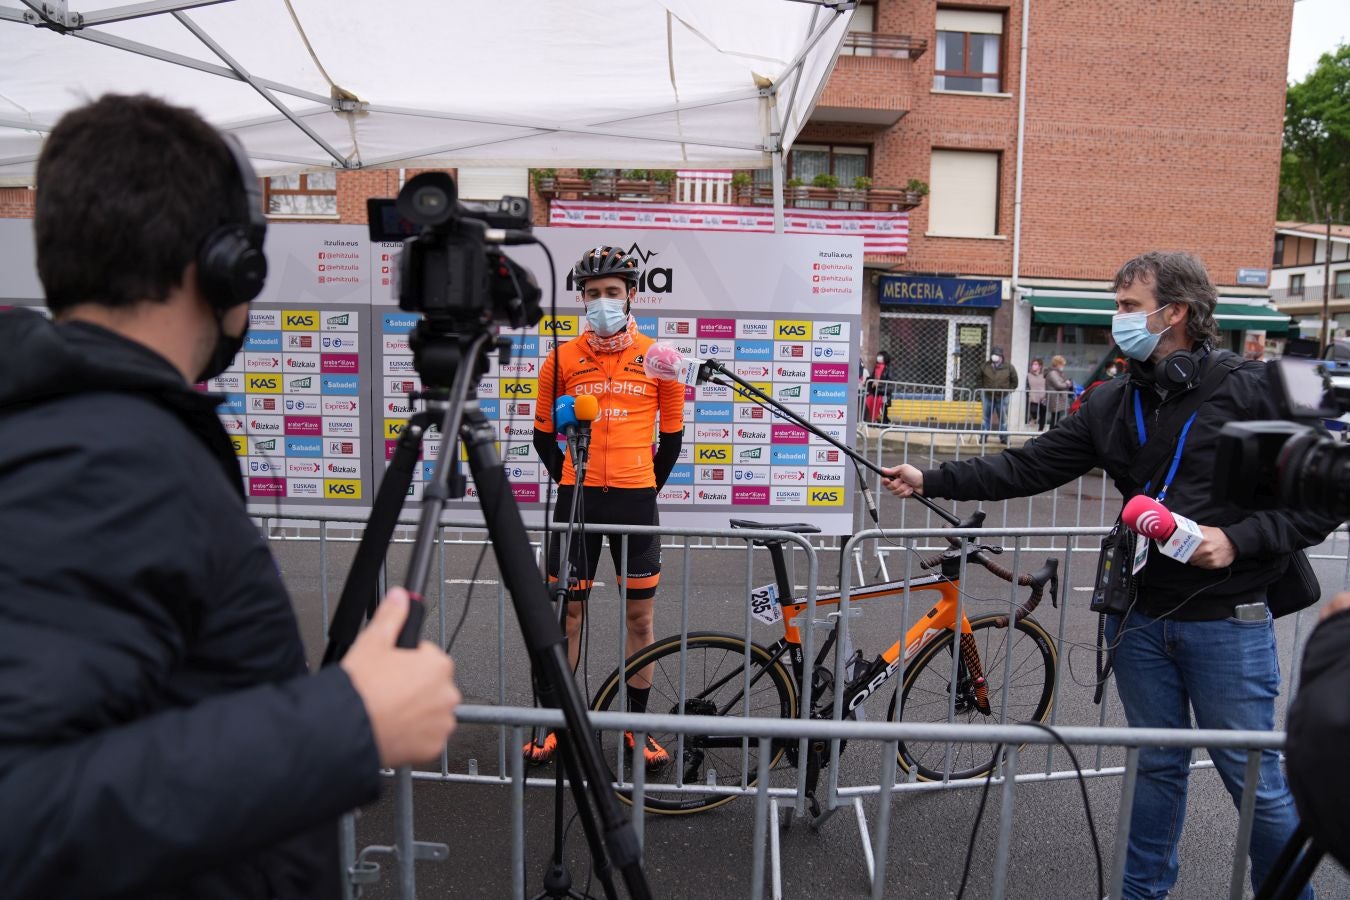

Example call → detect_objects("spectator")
1044 354 1073 427
1026 357 1047 431
977 346 1019 445
865 350 895 424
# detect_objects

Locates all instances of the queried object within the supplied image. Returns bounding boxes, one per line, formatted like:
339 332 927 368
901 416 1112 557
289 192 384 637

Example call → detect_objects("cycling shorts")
546 485 661 601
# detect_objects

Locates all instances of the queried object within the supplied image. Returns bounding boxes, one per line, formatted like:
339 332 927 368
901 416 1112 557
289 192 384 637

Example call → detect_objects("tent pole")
771 106 785 233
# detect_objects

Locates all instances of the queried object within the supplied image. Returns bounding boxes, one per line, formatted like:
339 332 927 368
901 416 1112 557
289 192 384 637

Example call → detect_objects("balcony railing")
838 32 928 59
535 175 926 213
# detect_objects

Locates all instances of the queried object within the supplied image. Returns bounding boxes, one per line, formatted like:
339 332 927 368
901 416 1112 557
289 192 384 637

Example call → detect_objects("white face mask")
991 355 1003 365
876 355 884 364
585 298 628 337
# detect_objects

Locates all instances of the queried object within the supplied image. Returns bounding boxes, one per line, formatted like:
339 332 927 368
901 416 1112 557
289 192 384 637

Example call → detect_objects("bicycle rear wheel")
590 631 797 814
886 613 1056 780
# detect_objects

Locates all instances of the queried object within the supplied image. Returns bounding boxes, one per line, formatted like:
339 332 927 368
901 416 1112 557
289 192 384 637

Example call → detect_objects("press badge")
1132 533 1149 574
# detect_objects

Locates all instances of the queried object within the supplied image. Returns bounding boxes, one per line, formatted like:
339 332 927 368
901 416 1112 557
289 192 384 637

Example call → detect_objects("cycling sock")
627 685 651 714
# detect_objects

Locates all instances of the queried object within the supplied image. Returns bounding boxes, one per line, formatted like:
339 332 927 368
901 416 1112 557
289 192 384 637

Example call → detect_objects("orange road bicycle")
590 510 1059 815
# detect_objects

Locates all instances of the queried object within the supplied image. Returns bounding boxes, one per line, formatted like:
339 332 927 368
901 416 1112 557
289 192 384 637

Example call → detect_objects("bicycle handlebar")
914 514 1060 625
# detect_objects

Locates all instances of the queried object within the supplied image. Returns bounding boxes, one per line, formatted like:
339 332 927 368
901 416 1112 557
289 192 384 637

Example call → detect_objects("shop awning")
1027 295 1291 333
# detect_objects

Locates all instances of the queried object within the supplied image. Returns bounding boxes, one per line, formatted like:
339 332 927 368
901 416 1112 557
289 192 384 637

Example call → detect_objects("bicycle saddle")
729 519 821 534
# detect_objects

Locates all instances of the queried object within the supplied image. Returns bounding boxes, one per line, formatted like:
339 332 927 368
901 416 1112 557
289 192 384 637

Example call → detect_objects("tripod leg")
459 405 652 900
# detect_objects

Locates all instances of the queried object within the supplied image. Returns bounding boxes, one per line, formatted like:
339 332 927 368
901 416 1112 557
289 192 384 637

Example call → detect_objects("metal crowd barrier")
255 516 1343 899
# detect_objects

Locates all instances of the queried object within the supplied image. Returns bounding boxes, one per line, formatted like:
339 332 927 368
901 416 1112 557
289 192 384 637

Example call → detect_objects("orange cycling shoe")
523 730 558 765
624 732 670 767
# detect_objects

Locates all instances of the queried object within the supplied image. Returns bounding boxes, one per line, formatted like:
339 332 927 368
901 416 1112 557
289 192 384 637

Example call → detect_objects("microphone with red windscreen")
1121 494 1203 563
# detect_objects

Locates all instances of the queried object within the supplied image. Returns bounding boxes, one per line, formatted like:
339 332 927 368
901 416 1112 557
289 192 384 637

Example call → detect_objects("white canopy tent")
0 0 854 222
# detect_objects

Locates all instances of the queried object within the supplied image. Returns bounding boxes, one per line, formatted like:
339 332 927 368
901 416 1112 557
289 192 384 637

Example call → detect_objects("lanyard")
1133 390 1196 502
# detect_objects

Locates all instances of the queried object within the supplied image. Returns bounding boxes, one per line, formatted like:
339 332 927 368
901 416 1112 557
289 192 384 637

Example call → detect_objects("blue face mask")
585 298 628 337
1111 304 1171 361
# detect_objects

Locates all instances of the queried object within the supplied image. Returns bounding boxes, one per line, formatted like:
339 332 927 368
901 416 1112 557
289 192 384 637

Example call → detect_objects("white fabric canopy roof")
0 0 852 184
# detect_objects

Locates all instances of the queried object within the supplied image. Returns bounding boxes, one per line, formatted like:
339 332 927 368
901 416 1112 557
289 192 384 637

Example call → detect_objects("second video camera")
1215 358 1350 519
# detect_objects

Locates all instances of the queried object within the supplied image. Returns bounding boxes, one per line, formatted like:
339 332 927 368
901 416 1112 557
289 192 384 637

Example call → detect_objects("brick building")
1 0 1294 397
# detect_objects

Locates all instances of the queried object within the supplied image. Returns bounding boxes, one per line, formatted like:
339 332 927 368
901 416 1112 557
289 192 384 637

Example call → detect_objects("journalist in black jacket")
883 252 1337 898
0 94 461 900
0 310 381 897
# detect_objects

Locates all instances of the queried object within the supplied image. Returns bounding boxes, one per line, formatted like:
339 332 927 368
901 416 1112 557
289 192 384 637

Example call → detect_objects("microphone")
644 341 710 386
572 393 599 478
1121 494 1203 564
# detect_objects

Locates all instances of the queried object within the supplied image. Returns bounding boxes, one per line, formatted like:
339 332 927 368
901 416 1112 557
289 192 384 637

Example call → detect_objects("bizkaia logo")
735 425 771 443
325 460 360 477
565 243 672 293
285 354 318 370
774 364 810 381
502 423 532 438
813 448 841 464
811 469 844 483
386 399 411 415
695 487 730 503
248 417 282 433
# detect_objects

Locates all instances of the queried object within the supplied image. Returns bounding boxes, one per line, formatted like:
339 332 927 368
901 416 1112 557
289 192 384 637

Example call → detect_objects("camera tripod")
323 321 650 900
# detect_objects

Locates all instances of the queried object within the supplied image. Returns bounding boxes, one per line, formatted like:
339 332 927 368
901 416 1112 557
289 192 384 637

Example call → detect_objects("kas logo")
542 318 575 333
326 482 359 497
810 489 840 503
697 447 729 462
776 322 808 339
285 312 316 328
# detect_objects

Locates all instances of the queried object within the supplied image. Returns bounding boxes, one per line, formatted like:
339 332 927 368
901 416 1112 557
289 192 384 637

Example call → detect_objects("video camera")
1215 358 1350 518
367 172 542 331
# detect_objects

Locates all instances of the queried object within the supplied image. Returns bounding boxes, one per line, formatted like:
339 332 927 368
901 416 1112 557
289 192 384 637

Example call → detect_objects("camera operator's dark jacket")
921 349 1338 619
0 309 381 899
1286 609 1350 869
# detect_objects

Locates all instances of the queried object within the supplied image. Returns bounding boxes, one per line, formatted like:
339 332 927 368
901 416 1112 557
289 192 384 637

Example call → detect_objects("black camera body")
1215 358 1350 519
366 172 542 331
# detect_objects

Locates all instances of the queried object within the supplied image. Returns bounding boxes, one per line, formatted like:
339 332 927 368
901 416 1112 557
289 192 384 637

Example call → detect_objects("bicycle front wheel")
886 613 1057 780
590 631 797 814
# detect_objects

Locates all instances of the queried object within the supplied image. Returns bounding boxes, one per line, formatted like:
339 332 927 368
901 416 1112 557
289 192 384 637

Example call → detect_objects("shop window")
934 8 1003 93
928 149 999 237
265 171 338 217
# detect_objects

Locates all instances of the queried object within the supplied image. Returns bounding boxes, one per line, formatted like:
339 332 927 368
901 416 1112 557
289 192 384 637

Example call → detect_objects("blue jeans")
981 393 1009 442
1105 609 1310 899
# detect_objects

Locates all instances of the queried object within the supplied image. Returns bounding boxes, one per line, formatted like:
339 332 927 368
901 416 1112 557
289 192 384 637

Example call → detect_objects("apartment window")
1336 270 1350 300
841 1 877 55
934 8 1003 93
1290 273 1305 297
928 149 1000 237
1273 235 1284 268
752 144 870 207
265 171 337 217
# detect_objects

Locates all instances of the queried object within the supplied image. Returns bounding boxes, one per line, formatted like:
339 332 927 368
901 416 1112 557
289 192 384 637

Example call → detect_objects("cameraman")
0 95 461 899
1286 593 1350 873
882 251 1338 899
526 246 685 767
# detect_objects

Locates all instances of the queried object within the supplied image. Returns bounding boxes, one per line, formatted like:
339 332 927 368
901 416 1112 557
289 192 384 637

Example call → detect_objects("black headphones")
1155 343 1210 391
196 133 268 312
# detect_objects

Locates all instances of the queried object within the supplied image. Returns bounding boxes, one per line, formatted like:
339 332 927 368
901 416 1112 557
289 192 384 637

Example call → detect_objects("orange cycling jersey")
536 328 685 488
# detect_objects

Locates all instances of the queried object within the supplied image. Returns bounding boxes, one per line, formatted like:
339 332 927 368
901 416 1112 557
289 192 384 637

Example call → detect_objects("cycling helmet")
573 245 640 287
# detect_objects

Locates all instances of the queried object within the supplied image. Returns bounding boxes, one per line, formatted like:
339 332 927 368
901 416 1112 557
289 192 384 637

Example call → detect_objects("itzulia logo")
564 243 673 293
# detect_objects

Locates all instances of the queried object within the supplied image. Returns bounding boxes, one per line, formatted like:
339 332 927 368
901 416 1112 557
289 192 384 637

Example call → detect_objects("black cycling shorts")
546 485 661 601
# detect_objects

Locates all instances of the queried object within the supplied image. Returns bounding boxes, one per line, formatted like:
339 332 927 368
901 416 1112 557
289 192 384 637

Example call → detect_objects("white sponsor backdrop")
0 221 862 531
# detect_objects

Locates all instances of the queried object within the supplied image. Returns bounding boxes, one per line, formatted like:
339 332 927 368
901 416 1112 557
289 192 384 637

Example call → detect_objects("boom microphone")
643 341 709 386
1121 494 1203 564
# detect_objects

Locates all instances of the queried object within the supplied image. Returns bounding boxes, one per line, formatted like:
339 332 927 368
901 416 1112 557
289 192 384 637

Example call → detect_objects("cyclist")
526 245 685 766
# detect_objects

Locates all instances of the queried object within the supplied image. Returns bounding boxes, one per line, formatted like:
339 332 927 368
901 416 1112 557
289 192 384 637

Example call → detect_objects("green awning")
1027 295 1290 333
